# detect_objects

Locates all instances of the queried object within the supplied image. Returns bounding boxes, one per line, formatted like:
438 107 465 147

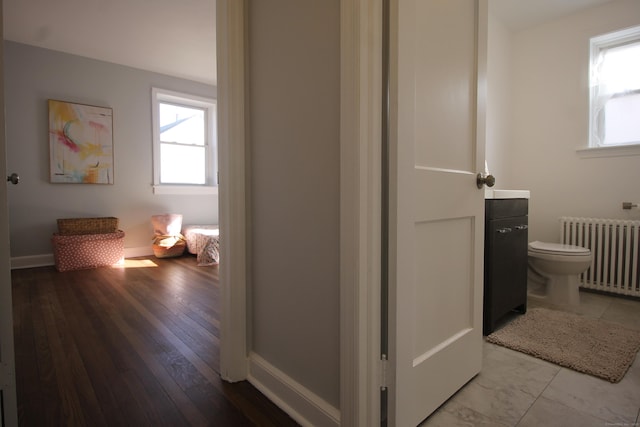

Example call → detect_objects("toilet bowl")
527 241 592 306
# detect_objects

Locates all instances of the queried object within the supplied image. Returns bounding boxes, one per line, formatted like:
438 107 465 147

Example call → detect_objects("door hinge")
380 354 388 390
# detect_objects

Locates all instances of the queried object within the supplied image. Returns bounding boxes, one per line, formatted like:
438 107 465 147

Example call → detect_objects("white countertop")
485 189 530 199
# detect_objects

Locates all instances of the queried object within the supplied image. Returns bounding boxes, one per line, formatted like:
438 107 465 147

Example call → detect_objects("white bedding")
182 225 219 265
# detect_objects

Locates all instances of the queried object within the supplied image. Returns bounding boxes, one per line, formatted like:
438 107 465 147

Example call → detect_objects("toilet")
527 241 592 306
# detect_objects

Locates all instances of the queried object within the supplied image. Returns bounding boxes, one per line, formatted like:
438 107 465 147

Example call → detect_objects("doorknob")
7 173 19 185
476 173 495 189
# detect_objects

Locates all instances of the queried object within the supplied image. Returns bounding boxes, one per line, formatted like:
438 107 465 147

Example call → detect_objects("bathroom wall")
494 0 640 243
486 12 514 189
4 41 218 262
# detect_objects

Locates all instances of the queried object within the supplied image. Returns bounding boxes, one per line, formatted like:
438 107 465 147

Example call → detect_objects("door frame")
217 0 383 423
0 0 19 423
216 0 249 382
339 0 384 425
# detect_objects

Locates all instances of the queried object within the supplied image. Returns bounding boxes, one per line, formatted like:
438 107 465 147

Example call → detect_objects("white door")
0 0 19 423
388 0 487 425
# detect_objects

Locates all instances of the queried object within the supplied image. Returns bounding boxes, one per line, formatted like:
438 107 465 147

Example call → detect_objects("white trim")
152 87 216 108
340 0 383 425
10 246 156 270
216 0 248 382
590 24 640 50
124 246 155 258
11 254 54 269
577 143 640 158
152 185 219 196
248 353 340 427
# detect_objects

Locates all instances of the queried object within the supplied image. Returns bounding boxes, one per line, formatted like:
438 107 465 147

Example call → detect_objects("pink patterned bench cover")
52 230 125 271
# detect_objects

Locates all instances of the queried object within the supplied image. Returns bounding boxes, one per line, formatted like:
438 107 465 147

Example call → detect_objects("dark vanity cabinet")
483 198 528 335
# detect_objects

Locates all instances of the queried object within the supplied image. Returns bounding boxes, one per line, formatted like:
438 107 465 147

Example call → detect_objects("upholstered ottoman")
52 230 125 271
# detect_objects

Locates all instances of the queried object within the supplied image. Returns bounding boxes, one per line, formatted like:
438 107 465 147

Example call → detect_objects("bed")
182 225 220 266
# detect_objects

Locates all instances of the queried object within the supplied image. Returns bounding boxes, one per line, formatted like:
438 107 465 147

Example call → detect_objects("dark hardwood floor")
11 255 299 427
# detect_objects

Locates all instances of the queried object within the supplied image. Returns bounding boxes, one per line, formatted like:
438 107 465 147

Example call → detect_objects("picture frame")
48 99 114 184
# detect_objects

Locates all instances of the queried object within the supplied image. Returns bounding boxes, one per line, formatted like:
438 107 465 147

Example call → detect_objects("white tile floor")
420 291 640 427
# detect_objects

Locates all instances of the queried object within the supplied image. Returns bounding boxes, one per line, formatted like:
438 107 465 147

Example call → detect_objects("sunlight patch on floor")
112 258 158 268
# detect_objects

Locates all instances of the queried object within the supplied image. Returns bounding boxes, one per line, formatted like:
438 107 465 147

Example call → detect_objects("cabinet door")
485 216 528 333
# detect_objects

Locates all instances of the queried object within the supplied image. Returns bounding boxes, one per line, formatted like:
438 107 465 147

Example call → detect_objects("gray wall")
4 41 218 258
248 0 341 408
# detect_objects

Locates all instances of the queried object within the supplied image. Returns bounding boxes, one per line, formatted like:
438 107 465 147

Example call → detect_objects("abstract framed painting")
49 99 114 184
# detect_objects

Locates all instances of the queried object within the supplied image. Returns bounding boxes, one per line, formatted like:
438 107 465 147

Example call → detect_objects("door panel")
413 1 476 172
0 0 18 423
389 0 487 425
413 218 473 356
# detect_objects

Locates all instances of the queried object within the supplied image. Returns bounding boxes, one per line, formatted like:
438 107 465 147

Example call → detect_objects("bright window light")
590 27 640 148
151 88 217 194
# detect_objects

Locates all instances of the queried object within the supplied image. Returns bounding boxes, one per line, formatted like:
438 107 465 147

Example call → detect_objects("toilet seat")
528 241 590 257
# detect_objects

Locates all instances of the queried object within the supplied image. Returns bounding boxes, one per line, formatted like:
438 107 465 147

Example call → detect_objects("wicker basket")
57 217 119 235
152 240 187 258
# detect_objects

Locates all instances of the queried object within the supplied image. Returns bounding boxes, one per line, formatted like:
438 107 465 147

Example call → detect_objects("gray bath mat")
486 307 640 383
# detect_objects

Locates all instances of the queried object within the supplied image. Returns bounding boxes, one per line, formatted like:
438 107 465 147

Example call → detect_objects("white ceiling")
3 0 217 86
2 0 616 86
489 0 616 31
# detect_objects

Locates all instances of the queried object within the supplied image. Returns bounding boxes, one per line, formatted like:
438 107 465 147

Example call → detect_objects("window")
152 88 217 195
589 26 640 151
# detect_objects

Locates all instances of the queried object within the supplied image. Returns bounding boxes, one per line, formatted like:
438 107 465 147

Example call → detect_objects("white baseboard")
11 254 55 269
124 246 155 258
248 352 340 427
11 246 155 270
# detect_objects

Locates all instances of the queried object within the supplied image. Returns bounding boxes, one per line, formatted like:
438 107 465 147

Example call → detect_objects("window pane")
159 103 205 146
590 27 640 148
604 93 640 145
599 42 640 93
160 143 206 184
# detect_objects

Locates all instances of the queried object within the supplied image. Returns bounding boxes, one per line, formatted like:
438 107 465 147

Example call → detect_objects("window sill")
153 185 218 196
577 144 640 159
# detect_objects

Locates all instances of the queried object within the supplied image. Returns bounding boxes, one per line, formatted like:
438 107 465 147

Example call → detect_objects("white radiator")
560 217 640 297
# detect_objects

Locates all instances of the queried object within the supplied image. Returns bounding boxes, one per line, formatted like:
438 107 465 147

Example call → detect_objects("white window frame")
581 26 640 158
151 87 218 195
